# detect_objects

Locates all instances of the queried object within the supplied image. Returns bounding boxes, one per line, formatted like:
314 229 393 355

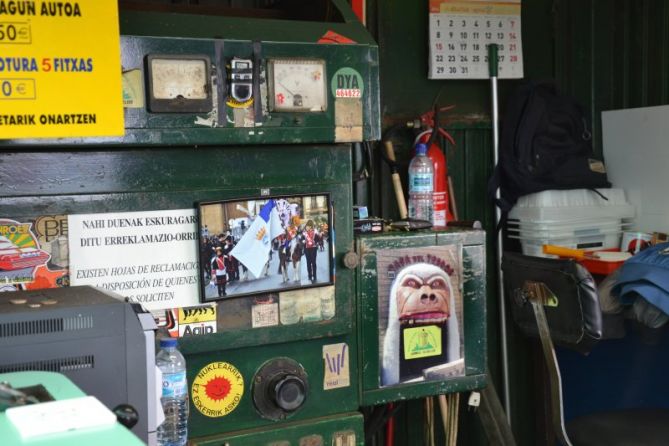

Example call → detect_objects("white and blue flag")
230 199 283 278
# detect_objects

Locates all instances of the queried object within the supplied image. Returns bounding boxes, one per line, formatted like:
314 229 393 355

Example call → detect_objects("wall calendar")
428 0 524 80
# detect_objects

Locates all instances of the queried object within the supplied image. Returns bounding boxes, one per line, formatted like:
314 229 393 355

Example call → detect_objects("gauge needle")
278 80 295 96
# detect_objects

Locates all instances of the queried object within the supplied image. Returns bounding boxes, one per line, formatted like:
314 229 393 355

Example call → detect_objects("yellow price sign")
1 78 36 99
0 0 124 139
0 21 32 44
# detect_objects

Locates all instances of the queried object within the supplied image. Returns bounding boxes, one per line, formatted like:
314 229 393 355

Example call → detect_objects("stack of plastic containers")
507 188 635 257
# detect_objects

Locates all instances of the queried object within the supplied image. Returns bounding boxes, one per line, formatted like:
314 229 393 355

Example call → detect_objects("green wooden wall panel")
373 0 555 122
463 131 493 222
555 0 669 155
661 5 669 102
374 0 489 121
592 3 616 124
445 131 464 219
629 1 648 108
0 146 351 197
120 0 374 45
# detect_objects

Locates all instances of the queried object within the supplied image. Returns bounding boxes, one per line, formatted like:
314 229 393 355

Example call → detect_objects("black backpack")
488 81 611 215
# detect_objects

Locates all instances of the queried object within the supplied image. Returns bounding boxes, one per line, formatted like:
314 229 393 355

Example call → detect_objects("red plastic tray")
576 249 625 276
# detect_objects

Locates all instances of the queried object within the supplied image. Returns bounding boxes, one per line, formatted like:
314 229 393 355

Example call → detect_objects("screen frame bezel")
196 192 335 303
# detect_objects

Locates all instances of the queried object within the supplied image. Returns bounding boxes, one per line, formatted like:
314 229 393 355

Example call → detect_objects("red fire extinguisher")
413 106 456 228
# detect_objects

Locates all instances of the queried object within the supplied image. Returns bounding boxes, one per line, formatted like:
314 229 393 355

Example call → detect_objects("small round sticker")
331 67 364 99
191 362 244 418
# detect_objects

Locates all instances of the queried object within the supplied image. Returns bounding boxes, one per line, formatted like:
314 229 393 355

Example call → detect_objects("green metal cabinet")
0 4 381 440
3 6 380 149
355 230 487 406
0 144 360 436
191 412 363 446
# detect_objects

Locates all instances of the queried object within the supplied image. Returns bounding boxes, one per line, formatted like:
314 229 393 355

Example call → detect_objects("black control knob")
271 375 307 411
112 404 139 429
252 357 309 420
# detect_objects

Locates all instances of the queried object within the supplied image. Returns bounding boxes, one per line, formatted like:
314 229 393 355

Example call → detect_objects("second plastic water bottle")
157 338 189 446
408 143 435 222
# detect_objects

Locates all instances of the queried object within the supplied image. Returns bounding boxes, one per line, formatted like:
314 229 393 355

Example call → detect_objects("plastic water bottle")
408 143 434 222
157 338 189 446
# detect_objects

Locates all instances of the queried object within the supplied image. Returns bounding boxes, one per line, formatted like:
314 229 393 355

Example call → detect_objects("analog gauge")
146 55 212 113
269 59 327 112
150 58 208 99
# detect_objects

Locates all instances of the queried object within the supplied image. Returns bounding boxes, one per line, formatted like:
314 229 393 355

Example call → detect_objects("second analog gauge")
269 59 327 112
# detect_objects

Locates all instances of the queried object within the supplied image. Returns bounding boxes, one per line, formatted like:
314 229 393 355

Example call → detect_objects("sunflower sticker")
191 362 244 418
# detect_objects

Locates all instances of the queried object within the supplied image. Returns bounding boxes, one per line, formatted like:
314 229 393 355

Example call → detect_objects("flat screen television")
197 193 333 302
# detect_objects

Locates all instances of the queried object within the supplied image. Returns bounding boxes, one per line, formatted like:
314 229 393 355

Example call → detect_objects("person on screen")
200 235 214 281
223 236 239 282
303 220 319 283
211 247 227 297
215 233 226 249
277 232 292 283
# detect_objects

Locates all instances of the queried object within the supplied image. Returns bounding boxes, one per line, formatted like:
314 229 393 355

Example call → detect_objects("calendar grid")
428 1 524 80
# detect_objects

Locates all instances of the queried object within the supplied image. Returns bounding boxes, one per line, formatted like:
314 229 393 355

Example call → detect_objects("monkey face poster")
377 245 465 387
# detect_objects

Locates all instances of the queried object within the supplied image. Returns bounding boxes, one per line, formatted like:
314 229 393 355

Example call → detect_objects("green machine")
0 1 488 444
0 1 377 445
118 2 379 444
0 372 145 446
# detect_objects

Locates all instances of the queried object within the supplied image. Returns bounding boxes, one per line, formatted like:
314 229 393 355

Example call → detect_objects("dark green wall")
367 1 669 443
364 1 554 445
554 0 669 156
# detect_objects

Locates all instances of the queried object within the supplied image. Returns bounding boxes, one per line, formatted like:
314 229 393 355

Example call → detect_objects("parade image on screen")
197 194 333 302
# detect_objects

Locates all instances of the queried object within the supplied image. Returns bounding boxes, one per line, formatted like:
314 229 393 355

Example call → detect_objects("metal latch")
520 280 558 307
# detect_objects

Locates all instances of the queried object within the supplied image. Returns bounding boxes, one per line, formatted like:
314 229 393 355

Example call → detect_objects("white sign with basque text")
68 209 201 311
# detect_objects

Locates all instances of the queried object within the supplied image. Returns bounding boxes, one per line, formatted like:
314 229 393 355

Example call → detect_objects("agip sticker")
191 362 244 418
179 304 217 337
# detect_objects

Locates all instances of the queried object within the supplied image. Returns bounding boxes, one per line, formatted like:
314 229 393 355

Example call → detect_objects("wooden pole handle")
448 176 459 221
384 140 409 220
